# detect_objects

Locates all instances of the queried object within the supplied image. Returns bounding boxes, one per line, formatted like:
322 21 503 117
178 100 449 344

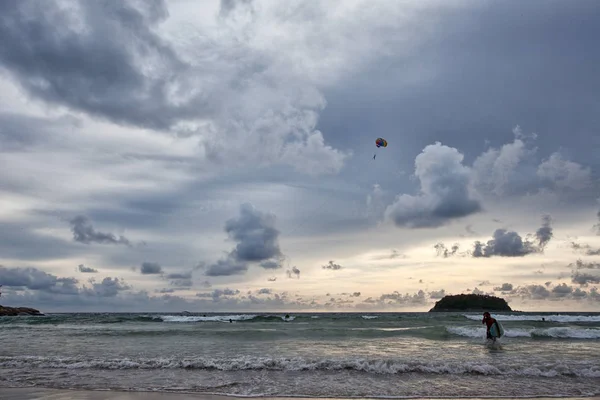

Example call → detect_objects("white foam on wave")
2 355 599 378
447 326 600 339
463 314 600 323
362 315 379 319
160 315 257 323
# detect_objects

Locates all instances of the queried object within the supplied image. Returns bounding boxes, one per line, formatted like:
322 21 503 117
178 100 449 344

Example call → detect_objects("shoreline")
0 388 598 400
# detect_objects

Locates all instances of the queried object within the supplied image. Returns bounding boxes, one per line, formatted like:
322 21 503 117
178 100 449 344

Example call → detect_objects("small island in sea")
428 293 513 312
0 305 44 316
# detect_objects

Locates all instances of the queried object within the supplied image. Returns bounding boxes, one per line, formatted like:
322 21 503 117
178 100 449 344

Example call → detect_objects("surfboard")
489 321 504 338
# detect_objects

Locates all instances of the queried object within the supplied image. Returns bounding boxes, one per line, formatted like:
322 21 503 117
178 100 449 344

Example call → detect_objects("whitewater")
0 312 599 398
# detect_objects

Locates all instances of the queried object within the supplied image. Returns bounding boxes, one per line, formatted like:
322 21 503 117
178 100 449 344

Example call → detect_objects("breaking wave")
2 355 599 378
463 314 600 323
446 326 600 339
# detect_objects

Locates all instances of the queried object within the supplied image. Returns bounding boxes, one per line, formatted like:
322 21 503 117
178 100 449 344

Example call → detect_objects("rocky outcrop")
429 294 512 312
0 305 45 316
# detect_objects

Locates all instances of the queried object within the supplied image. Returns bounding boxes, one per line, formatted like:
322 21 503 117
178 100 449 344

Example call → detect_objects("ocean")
0 311 599 398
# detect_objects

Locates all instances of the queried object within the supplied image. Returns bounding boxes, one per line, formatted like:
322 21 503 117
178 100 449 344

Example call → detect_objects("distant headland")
428 294 513 312
0 305 44 316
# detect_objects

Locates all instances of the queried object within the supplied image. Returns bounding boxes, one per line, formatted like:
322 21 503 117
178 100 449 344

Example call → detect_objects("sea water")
1 312 599 398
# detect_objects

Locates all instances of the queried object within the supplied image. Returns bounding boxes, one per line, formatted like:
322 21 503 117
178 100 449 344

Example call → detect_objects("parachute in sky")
374 137 388 159
375 138 388 148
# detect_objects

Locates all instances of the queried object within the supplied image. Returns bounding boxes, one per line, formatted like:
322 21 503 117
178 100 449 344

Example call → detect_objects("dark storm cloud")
140 262 162 275
69 216 131 246
385 143 482 229
322 261 342 270
201 203 284 277
225 203 282 263
472 228 536 257
78 264 98 273
0 0 204 130
472 216 553 257
535 215 553 249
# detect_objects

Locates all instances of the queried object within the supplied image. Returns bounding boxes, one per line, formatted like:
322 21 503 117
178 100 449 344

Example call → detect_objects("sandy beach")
0 389 598 400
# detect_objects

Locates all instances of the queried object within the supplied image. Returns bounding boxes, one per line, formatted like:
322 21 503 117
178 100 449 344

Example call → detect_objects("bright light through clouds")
0 0 599 312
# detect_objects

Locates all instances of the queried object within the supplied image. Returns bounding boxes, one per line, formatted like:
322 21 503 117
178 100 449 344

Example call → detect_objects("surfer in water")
482 312 500 341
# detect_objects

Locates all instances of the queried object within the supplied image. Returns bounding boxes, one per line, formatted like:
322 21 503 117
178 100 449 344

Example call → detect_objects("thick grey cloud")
0 0 191 130
473 229 537 257
225 203 283 263
0 265 79 295
428 289 446 299
0 265 130 300
506 281 600 303
70 216 131 246
165 272 192 280
569 259 600 286
259 260 282 269
322 261 342 270
140 262 162 275
472 216 553 258
83 277 131 297
494 283 514 292
571 272 600 286
78 264 98 273
551 283 573 298
385 143 482 229
163 271 193 287
201 203 284 277
204 258 249 277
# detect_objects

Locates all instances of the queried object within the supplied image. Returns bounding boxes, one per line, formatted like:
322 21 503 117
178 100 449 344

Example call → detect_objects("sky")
0 0 599 313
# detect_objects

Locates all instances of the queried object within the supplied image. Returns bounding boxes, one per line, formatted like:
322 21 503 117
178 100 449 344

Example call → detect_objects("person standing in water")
482 312 500 341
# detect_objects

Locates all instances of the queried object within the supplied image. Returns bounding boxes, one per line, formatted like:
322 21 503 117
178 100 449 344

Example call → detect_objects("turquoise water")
0 311 599 398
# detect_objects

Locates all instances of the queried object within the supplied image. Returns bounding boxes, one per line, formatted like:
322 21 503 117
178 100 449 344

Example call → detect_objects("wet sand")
0 388 598 400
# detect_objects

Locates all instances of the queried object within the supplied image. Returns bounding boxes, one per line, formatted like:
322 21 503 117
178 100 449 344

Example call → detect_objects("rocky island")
0 305 45 316
429 294 512 312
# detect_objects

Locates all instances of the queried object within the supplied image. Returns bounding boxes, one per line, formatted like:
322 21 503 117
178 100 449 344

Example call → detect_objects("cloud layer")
0 0 599 312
